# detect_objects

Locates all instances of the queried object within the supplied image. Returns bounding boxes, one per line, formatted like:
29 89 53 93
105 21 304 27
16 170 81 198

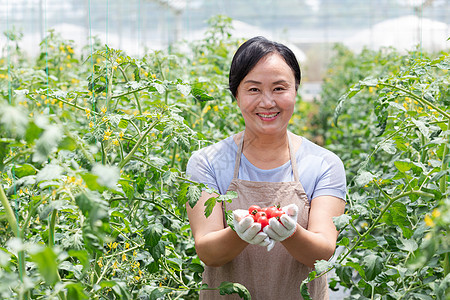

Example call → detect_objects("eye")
249 87 259 92
274 87 286 91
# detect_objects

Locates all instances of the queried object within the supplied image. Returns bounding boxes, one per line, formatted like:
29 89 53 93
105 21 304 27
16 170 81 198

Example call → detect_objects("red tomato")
265 206 278 219
271 210 285 220
248 205 261 215
257 216 269 230
254 211 266 220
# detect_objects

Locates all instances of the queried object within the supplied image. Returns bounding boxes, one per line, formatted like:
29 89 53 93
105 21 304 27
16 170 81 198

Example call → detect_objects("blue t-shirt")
186 135 346 203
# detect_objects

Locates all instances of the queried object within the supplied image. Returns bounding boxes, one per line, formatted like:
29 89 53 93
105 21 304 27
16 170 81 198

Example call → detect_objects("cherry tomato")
264 206 278 219
271 210 285 220
257 216 269 230
248 205 261 215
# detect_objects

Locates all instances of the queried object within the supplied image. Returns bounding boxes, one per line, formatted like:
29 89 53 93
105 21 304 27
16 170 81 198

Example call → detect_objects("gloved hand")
233 209 274 249
263 204 299 242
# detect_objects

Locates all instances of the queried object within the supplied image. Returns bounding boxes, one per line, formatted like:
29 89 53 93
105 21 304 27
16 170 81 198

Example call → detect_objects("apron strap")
233 131 299 182
288 133 300 182
233 131 245 179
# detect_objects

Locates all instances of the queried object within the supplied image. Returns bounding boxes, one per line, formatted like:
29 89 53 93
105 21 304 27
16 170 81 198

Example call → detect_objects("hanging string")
138 0 142 58
44 0 49 111
6 0 12 105
105 0 109 108
88 0 96 113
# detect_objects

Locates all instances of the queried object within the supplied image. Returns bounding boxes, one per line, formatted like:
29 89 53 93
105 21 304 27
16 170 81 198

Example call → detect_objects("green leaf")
379 140 396 155
188 262 204 273
25 120 43 143
149 241 165 261
144 223 163 248
66 283 89 300
394 160 414 173
216 190 238 203
150 287 171 300
29 246 60 286
314 260 333 274
187 185 201 208
355 171 374 187
333 214 352 231
411 118 429 138
80 173 104 192
14 164 37 178
118 119 128 129
218 281 251 300
119 180 134 200
58 136 77 151
162 170 177 185
191 87 214 102
398 237 418 253
204 197 217 218
363 254 383 281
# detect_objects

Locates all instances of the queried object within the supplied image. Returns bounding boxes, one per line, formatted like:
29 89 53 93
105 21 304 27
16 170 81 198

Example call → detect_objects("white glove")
263 204 299 242
233 209 273 248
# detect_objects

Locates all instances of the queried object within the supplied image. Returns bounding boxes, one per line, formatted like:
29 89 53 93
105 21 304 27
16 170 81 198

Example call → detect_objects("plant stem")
337 189 433 265
49 209 57 247
380 83 450 120
0 186 25 283
118 119 160 169
0 186 19 237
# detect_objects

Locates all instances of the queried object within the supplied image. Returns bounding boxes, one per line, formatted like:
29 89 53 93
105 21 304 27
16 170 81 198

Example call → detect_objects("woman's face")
236 53 297 138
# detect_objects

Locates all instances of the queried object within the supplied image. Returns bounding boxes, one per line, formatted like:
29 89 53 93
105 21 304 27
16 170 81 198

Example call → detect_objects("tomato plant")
301 46 450 299
0 16 250 300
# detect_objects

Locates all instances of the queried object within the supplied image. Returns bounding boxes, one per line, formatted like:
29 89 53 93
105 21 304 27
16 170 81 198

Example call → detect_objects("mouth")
256 112 280 120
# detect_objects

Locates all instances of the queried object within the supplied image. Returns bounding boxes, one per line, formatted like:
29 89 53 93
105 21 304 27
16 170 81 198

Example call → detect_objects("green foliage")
305 45 450 299
0 16 245 299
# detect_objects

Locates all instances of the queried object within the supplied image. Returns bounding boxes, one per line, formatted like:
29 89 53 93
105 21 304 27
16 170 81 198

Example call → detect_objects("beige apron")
200 132 328 299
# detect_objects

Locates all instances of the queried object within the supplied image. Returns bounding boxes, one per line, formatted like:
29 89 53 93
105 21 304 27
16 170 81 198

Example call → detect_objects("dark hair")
229 36 301 98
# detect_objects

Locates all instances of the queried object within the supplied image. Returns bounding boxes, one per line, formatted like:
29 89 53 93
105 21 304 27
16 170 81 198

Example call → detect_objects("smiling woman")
186 36 347 299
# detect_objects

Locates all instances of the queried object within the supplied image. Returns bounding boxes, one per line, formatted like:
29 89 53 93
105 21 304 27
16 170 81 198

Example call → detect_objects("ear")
235 92 241 107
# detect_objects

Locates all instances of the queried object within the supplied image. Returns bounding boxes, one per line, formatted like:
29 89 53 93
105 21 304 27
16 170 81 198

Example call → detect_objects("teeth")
258 113 278 118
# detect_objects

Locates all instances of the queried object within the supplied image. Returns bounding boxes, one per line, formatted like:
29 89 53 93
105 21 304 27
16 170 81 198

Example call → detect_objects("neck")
242 129 289 155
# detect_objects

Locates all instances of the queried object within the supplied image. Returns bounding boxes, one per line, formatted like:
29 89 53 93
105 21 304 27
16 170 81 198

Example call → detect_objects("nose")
259 91 275 108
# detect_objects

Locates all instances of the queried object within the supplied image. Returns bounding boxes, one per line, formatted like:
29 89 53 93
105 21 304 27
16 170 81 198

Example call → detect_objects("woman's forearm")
281 224 336 268
195 227 249 267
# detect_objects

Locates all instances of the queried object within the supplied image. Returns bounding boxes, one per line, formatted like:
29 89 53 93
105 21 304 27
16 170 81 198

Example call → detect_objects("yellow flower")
122 253 127 261
361 222 368 229
113 139 119 146
59 66 64 71
103 129 112 141
119 131 124 140
66 63 72 68
113 261 118 269
213 105 219 112
424 214 434 227
102 116 108 122
134 276 140 281
432 209 441 218
101 107 107 114
125 242 130 249
89 121 94 128
41 95 46 100
152 74 157 79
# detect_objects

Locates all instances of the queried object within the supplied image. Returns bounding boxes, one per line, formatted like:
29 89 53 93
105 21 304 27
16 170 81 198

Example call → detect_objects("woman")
186 36 346 299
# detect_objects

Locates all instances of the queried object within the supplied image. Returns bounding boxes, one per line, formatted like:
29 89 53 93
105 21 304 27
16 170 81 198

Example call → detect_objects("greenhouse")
0 0 449 299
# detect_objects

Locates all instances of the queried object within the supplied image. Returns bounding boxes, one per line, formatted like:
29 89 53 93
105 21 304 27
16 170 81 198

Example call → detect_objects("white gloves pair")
232 204 299 251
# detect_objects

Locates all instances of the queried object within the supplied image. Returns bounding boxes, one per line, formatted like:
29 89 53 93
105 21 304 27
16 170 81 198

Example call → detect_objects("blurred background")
1 0 449 99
